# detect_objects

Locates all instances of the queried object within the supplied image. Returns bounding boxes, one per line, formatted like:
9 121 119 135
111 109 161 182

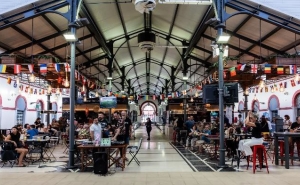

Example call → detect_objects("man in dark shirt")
238 111 263 156
98 112 109 138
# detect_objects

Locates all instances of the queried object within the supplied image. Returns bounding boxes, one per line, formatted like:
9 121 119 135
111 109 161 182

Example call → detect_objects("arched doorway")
141 101 157 122
15 96 27 125
295 94 300 117
252 100 260 113
268 95 279 118
238 101 244 112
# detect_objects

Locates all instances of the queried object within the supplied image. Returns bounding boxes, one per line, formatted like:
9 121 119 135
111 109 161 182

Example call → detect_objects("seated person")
238 111 263 156
5 126 28 167
37 123 46 133
27 125 39 139
195 124 211 154
45 125 57 136
185 125 199 150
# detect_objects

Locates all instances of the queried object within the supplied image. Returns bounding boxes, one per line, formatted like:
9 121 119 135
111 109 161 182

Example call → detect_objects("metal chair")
127 138 143 166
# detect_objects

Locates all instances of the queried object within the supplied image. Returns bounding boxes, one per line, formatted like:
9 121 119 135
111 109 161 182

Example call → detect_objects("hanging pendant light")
95 91 99 97
190 97 194 102
259 80 265 89
16 76 20 85
195 91 198 97
295 73 299 81
63 77 70 87
83 96 87 102
29 73 36 83
47 85 52 94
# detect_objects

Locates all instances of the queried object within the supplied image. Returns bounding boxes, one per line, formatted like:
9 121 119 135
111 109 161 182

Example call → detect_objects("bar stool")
247 145 269 174
272 140 294 166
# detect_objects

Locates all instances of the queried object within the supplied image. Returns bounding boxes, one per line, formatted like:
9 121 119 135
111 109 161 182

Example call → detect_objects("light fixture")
244 89 249 96
159 0 213 5
223 45 229 57
16 76 20 85
216 33 231 44
29 73 36 83
63 77 70 87
182 90 187 95
56 88 60 94
83 96 87 102
190 97 194 102
47 85 52 94
259 80 265 89
295 73 299 81
254 94 257 100
82 85 86 93
95 91 99 97
63 32 77 41
182 74 188 80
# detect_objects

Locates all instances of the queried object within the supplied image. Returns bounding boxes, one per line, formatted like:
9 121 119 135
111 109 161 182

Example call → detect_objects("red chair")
272 141 294 166
247 145 269 174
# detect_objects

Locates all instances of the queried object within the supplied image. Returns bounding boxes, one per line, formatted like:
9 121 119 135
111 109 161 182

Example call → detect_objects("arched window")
141 102 157 122
269 95 279 118
253 100 259 113
16 96 26 125
296 94 300 116
238 102 244 112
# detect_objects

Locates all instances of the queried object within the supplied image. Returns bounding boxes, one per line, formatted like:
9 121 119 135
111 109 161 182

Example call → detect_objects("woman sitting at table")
238 111 263 157
37 123 46 133
5 126 28 167
45 125 57 136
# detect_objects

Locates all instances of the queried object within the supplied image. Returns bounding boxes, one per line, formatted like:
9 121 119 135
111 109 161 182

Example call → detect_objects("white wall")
233 77 300 122
0 75 63 129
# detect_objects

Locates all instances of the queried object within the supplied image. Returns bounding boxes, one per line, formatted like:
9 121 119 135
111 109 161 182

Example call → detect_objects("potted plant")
35 55 60 64
0 54 22 64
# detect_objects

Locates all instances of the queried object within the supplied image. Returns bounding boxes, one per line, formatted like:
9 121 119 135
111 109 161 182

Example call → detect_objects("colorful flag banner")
64 63 70 72
55 64 60 72
160 94 164 100
0 65 7 73
251 64 258 73
289 65 297 74
265 86 268 92
264 64 271 74
152 95 156 100
291 80 296 87
144 95 148 100
28 64 34 73
14 64 21 74
284 82 287 88
277 66 284 74
229 67 236 77
237 64 246 71
40 64 47 73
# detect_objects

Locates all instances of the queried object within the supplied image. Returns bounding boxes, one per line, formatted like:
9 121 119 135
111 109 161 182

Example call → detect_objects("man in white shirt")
90 118 102 141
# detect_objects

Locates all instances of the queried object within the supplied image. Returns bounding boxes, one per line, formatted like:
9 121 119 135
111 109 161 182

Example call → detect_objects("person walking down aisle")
146 118 152 140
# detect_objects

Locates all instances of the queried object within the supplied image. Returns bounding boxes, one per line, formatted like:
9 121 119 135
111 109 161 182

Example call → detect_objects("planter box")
0 56 23 64
268 57 300 65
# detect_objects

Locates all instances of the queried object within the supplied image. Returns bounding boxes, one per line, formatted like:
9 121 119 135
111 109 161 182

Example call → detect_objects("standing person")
283 115 292 130
112 112 121 128
238 111 263 156
145 117 152 140
90 118 102 143
98 112 109 138
121 111 132 144
185 116 195 133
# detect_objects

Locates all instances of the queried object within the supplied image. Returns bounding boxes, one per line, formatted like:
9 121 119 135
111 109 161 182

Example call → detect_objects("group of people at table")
179 112 300 160
0 110 133 168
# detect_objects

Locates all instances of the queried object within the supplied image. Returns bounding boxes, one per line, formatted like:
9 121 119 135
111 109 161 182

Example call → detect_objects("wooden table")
274 132 300 169
77 144 127 171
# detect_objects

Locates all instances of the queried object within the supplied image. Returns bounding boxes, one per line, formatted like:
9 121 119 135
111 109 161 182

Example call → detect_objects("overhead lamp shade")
29 73 36 83
216 35 231 44
63 32 77 41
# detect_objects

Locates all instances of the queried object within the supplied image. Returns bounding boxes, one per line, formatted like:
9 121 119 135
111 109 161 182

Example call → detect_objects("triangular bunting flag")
264 64 271 74
229 67 236 77
28 64 34 73
251 64 258 73
40 64 47 73
277 66 284 74
55 64 60 72
14 64 21 74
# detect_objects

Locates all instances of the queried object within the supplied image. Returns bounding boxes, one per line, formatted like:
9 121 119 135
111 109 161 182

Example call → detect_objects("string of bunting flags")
0 63 97 89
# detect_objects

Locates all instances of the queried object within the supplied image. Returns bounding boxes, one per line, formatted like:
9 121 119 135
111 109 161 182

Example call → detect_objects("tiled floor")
1 124 300 185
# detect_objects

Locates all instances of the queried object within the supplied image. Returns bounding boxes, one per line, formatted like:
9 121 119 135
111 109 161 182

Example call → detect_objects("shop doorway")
141 101 157 122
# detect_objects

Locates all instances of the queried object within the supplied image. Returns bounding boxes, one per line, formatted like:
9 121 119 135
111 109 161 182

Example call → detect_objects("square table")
77 144 127 171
